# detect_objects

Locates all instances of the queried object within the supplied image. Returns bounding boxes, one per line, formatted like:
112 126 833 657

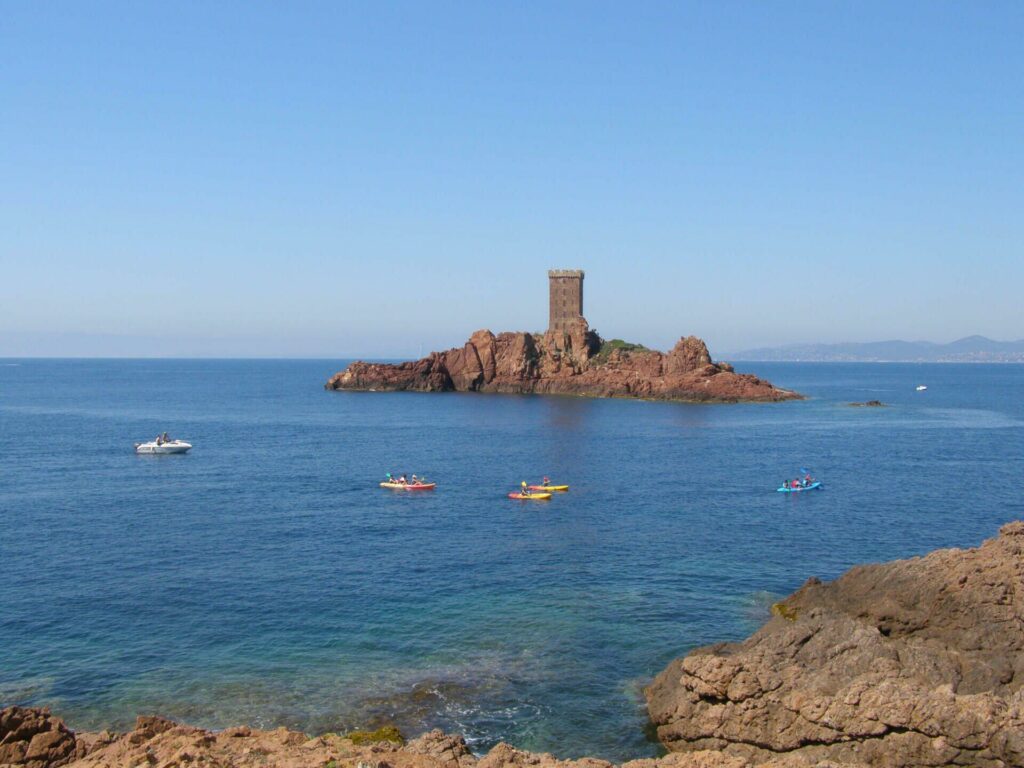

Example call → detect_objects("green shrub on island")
344 725 405 745
593 338 649 364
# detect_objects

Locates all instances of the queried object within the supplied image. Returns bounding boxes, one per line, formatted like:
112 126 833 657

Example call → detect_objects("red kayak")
380 481 436 491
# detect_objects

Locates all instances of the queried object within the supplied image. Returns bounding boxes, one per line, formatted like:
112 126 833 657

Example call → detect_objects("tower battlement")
548 269 585 333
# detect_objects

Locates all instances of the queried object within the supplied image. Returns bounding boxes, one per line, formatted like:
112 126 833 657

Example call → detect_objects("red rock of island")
326 320 800 403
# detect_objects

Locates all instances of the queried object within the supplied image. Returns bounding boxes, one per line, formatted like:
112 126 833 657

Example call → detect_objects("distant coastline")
727 358 1024 364
727 335 1024 363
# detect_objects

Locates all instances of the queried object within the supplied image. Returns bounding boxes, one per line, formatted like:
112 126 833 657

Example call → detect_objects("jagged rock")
0 707 78 768
663 337 712 375
645 522 1024 766
477 742 612 768
404 730 475 768
0 707 863 768
327 323 799 404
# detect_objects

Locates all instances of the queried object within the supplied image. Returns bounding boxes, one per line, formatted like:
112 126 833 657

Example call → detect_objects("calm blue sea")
1 360 1022 759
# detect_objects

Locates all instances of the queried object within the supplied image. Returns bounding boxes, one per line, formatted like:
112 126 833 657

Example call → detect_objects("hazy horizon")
3 2 1022 358
2 331 1023 361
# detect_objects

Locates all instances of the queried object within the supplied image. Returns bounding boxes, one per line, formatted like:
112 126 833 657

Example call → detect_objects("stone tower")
548 269 585 333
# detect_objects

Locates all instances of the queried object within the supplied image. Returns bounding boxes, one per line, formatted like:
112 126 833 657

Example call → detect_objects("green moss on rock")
594 338 648 364
344 726 405 745
771 602 800 621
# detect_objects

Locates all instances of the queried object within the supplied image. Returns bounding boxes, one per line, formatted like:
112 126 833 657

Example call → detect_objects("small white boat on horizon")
135 437 192 454
916 385 928 391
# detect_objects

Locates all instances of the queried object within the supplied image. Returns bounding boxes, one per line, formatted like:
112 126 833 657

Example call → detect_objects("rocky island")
5 522 1022 768
326 270 798 403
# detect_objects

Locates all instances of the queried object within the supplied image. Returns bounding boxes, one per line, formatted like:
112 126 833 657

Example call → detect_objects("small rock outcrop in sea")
326 321 800 403
848 400 886 407
645 521 1024 766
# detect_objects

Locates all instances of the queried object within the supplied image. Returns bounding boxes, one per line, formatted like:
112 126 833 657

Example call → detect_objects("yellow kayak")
508 492 552 500
528 484 569 492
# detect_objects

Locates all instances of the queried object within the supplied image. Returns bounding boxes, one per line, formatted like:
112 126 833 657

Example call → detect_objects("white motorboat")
916 385 928 391
135 438 192 454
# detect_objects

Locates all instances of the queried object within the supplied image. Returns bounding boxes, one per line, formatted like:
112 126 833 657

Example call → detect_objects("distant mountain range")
728 335 1024 363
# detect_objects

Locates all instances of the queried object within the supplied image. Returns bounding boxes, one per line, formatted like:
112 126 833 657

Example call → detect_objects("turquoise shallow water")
1 360 1022 759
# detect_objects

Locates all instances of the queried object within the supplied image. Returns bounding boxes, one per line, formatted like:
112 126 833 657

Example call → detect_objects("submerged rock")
326 324 800 404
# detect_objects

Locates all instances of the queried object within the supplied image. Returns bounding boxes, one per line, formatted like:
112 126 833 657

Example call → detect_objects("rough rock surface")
646 522 1024 766
326 321 799 403
0 710 853 768
0 708 78 768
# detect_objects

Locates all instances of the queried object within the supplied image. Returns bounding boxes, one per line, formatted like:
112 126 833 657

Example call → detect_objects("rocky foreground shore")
647 521 1024 766
4 523 1023 768
325 321 799 403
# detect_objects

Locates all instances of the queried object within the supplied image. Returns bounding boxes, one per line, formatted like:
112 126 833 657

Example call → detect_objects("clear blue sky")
2 2 1022 357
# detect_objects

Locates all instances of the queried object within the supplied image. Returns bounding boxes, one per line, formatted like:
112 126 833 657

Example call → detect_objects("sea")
1 359 1022 760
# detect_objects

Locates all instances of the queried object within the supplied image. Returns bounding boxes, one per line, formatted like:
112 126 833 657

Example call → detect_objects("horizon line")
3 355 1022 365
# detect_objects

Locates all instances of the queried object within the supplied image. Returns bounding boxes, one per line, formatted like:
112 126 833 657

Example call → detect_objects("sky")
1 1 1022 358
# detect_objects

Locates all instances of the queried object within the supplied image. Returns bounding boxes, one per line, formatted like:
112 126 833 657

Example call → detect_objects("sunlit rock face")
646 521 1024 766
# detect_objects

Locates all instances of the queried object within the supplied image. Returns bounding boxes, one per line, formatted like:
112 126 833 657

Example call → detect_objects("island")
326 271 801 404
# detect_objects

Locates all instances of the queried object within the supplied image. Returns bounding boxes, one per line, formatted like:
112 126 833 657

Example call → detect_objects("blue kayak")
777 482 822 493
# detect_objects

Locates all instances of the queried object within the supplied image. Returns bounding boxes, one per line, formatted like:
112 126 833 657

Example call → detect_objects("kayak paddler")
521 481 528 496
